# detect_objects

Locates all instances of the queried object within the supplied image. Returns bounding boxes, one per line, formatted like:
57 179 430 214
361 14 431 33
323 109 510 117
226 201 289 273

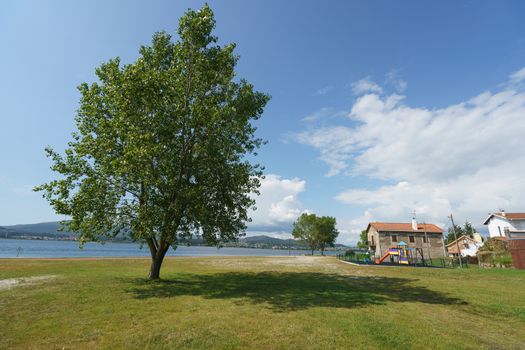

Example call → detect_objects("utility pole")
423 221 431 265
448 214 463 268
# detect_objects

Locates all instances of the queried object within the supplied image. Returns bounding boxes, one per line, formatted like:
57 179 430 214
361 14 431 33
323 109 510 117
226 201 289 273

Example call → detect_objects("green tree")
463 221 476 238
446 224 464 244
357 230 368 249
446 221 477 244
291 213 339 255
34 5 269 279
315 216 339 255
292 213 318 255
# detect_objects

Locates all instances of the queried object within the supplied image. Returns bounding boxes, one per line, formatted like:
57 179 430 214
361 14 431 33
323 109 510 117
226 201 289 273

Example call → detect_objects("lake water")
0 238 338 258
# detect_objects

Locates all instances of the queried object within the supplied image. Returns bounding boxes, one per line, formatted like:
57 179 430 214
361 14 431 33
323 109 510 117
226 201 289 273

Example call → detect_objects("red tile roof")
483 212 525 225
496 212 525 219
367 222 443 234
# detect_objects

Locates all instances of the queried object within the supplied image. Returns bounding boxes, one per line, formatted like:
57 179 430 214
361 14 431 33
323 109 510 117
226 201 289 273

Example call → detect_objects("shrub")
477 238 513 268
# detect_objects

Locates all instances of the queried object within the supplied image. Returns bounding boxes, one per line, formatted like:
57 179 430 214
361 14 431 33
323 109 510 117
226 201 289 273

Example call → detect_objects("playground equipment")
374 241 426 265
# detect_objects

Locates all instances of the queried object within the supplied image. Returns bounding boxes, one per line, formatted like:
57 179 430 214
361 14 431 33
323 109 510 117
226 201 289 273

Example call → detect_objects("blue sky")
2 1 525 244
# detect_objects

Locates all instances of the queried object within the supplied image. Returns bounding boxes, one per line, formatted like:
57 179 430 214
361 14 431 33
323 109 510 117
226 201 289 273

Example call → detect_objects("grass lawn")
1 256 524 349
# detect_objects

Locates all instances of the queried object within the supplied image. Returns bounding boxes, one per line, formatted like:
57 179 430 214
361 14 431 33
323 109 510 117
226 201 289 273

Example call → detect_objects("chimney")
411 216 418 231
501 209 506 217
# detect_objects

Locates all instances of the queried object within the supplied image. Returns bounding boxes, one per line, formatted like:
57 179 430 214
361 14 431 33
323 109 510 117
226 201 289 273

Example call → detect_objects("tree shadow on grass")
124 272 467 312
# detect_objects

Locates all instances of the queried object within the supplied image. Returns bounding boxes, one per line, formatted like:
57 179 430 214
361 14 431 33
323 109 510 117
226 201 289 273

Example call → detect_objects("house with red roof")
366 218 446 260
483 210 525 238
445 235 483 257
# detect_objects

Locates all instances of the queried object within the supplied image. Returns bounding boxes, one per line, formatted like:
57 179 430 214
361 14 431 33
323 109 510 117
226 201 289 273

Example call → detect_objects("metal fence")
336 253 469 268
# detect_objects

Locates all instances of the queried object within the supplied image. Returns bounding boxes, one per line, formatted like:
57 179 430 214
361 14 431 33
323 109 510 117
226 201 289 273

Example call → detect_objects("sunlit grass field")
1 256 524 349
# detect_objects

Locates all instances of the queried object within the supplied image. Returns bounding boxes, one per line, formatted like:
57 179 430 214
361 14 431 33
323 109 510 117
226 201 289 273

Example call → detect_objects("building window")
409 236 415 243
498 226 502 236
391 235 398 243
371 236 375 246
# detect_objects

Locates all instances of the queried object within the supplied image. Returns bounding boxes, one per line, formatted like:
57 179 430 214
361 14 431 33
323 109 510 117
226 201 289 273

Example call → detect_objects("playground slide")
374 251 390 264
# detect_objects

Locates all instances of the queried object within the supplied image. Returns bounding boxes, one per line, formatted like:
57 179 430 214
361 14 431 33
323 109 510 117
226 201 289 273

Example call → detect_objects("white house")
446 234 484 257
483 211 525 238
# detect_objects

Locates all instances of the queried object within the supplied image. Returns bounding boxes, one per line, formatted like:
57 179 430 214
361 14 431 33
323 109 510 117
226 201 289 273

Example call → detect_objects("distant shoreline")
0 237 349 251
0 255 328 261
0 238 349 259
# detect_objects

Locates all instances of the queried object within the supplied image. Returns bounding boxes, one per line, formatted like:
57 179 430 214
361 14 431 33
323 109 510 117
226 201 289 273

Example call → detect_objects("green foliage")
315 216 339 254
291 213 318 253
446 221 476 244
463 221 475 238
292 213 339 255
477 237 512 267
34 5 269 278
357 230 368 249
493 254 513 266
446 224 464 244
478 237 509 254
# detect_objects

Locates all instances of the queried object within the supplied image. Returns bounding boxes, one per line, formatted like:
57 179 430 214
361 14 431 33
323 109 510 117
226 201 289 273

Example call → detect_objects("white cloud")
302 107 334 122
332 217 370 246
293 126 355 176
386 69 407 93
509 66 525 85
315 85 334 96
294 66 525 239
351 77 383 95
301 107 348 123
248 174 307 232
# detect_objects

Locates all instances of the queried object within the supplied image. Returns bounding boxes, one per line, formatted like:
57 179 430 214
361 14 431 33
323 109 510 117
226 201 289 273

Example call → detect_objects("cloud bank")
350 77 383 95
248 174 306 234
295 67 525 243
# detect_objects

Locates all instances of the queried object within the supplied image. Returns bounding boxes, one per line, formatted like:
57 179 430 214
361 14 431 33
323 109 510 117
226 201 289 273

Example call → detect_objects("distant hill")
242 235 297 245
235 235 348 249
0 221 348 248
0 221 74 239
3 221 72 235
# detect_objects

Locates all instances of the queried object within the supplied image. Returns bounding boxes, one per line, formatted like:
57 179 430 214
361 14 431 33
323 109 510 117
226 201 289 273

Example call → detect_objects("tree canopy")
35 4 270 279
446 221 476 244
357 230 368 249
292 213 339 255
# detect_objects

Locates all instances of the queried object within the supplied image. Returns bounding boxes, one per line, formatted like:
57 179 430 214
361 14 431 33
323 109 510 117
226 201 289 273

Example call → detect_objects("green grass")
1 256 524 349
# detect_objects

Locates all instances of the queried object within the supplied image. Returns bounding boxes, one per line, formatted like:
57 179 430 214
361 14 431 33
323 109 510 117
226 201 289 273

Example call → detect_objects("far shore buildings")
366 218 446 259
446 234 484 258
483 211 525 239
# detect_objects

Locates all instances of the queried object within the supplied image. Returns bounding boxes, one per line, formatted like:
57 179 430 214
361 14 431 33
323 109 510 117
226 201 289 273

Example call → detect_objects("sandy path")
0 275 58 291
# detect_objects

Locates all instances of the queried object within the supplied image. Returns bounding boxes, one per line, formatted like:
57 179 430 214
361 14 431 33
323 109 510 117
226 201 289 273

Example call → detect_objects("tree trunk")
311 248 314 256
321 248 325 256
148 256 163 280
146 238 169 280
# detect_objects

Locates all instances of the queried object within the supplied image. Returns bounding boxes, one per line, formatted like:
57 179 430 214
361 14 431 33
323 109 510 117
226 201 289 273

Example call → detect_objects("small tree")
357 230 368 249
446 221 476 244
315 216 339 256
292 213 318 255
463 221 476 238
291 213 339 255
446 224 465 244
35 5 269 279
